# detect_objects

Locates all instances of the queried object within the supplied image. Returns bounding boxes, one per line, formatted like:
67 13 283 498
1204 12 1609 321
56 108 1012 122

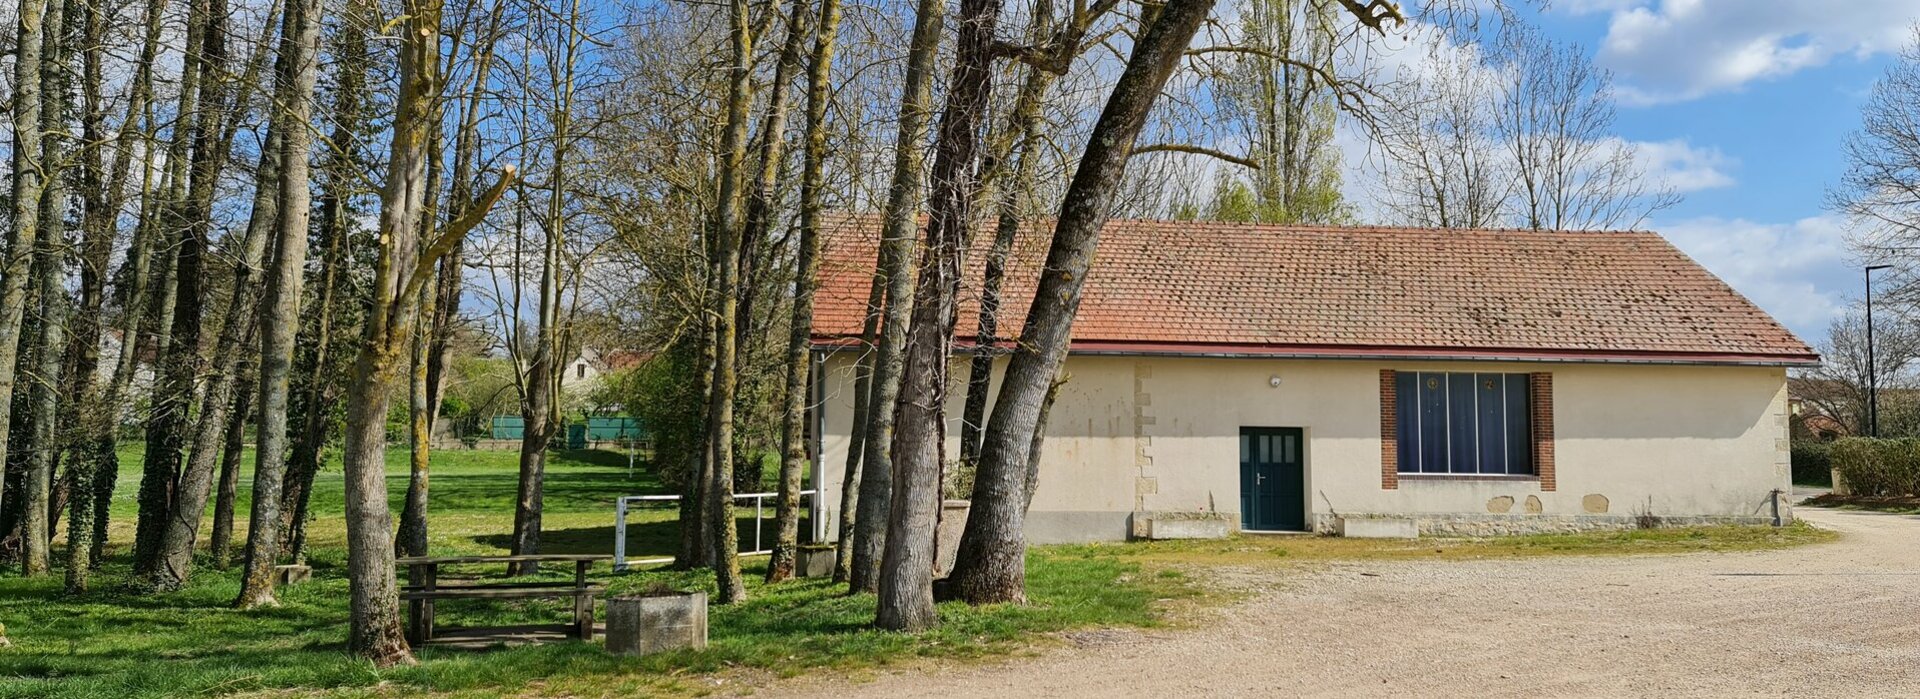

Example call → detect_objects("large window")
1394 372 1533 475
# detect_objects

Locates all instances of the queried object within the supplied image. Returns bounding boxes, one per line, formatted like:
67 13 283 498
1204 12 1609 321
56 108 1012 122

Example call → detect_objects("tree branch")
1132 143 1260 169
406 164 517 305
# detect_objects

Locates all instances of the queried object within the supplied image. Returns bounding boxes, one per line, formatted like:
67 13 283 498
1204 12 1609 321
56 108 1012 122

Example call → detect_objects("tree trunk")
342 0 506 666
151 122 277 591
763 0 828 585
703 0 757 605
0 0 52 548
20 0 75 578
850 0 945 596
945 0 1215 605
398 279 434 558
210 357 254 569
958 41 1056 469
876 0 1005 631
398 123 444 560
237 0 324 609
510 361 552 573
135 0 226 578
62 0 122 593
832 277 881 584
79 0 167 571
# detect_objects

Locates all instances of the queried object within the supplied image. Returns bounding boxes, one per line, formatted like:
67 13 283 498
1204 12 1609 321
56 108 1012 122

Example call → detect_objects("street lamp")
1866 264 1894 438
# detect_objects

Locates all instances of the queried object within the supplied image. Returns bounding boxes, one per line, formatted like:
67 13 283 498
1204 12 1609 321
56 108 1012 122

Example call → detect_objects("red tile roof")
810 214 1819 365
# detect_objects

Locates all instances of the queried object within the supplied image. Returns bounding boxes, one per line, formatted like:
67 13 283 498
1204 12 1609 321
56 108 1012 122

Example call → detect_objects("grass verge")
1801 493 1920 515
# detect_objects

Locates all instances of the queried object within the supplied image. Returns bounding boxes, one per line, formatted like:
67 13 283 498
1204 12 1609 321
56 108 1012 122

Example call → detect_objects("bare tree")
1370 38 1508 228
0 0 53 564
948 0 1406 606
848 0 945 597
337 0 512 663
1838 29 1920 269
1492 24 1674 230
768 0 844 584
238 0 325 609
1798 308 1920 437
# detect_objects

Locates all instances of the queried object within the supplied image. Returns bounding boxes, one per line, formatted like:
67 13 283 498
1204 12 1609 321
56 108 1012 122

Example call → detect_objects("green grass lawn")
0 447 1196 699
0 446 1840 698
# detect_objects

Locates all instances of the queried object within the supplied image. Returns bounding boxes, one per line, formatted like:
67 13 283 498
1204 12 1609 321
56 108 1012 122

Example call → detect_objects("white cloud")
1585 0 1920 104
1624 138 1737 192
1657 214 1857 344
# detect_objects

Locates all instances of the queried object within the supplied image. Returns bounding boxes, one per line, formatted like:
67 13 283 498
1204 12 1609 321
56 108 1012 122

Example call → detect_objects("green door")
1240 427 1306 531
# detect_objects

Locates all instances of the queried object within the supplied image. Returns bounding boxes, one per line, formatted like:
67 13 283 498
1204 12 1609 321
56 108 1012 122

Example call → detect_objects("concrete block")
1336 516 1418 539
796 544 835 578
606 592 707 656
935 500 970 578
1140 514 1234 540
274 564 312 586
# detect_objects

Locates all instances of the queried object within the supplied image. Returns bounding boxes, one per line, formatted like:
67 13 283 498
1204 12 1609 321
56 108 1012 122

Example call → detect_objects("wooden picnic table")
397 554 613 646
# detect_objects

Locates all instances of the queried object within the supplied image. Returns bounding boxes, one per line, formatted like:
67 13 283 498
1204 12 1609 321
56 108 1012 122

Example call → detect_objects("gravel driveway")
758 507 1920 697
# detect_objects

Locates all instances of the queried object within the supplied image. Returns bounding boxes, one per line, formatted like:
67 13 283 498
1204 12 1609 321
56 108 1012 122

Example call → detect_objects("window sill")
1396 473 1540 482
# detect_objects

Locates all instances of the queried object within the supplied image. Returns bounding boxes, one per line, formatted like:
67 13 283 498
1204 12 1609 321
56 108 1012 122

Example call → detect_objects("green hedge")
1828 437 1920 497
1790 442 1832 487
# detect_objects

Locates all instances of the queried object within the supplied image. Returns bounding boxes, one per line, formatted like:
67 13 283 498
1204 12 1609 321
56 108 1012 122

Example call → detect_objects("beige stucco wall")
812 351 1792 542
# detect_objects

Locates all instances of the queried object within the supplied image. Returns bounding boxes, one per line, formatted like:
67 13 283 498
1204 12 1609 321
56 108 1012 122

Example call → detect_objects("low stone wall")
1312 513 1777 537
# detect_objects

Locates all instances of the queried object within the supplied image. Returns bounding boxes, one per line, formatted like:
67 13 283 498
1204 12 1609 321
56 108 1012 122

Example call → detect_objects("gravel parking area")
759 507 1920 697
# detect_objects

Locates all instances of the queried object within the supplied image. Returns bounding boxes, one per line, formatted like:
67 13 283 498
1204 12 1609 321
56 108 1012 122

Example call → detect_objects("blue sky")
1514 0 1920 349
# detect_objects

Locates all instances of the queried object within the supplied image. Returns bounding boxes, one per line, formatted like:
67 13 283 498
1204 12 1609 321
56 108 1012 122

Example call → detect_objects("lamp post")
1866 264 1894 438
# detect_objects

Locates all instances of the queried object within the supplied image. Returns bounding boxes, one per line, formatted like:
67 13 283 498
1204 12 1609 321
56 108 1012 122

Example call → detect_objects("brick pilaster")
1380 369 1398 490
1530 372 1555 492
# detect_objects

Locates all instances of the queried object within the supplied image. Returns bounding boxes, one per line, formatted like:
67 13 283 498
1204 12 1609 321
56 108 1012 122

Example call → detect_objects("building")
806 218 1819 541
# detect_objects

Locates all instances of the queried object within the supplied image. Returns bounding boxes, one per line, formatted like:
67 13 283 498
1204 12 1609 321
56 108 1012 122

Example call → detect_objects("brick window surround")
1380 370 1398 489
1380 368 1555 491
1530 372 1556 492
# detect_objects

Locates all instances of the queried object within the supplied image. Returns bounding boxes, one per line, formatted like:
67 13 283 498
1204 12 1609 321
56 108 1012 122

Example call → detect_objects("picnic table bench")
397 554 612 645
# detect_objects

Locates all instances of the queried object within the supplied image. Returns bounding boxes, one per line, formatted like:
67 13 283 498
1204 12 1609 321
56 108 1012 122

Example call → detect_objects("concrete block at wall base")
605 592 708 656
796 545 835 578
1336 516 1419 539
1134 512 1236 540
273 564 312 585
935 500 970 579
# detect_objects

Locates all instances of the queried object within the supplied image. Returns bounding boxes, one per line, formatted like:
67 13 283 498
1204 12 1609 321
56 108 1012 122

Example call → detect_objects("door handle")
1256 473 1266 484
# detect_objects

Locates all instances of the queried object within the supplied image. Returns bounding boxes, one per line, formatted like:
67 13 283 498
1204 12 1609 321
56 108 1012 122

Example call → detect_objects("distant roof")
809 214 1820 366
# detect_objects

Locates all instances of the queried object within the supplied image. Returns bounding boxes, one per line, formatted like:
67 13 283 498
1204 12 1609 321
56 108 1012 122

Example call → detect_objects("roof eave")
808 336 1821 368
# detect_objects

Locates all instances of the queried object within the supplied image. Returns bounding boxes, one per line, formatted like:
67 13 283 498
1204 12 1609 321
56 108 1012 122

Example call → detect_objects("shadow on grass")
469 515 815 558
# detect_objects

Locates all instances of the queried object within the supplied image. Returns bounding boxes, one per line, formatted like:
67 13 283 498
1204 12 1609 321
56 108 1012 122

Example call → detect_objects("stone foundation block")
606 592 707 656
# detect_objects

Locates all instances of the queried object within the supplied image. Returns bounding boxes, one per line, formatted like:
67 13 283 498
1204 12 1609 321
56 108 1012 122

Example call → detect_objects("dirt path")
756 508 1920 698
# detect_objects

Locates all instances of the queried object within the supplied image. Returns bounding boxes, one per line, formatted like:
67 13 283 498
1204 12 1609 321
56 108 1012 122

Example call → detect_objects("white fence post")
611 490 815 571
614 496 629 572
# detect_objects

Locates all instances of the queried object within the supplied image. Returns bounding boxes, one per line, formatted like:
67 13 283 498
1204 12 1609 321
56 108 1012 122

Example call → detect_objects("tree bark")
761 0 827 585
136 0 227 579
343 0 510 666
876 0 1005 631
958 35 1057 469
151 122 277 591
398 123 444 560
20 0 74 578
237 0 324 609
849 0 944 595
210 357 255 570
80 0 168 570
832 279 881 584
945 0 1216 605
703 0 757 605
0 0 52 551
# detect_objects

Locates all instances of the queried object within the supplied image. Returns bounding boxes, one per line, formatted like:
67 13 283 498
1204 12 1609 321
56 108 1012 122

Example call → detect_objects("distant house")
560 348 651 398
806 219 1818 541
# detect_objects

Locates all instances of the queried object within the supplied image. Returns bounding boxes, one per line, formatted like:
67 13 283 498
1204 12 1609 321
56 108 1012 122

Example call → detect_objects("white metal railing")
613 489 816 571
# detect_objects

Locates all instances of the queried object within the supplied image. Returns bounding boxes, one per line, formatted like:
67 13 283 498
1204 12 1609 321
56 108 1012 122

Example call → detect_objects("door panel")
1240 427 1306 531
